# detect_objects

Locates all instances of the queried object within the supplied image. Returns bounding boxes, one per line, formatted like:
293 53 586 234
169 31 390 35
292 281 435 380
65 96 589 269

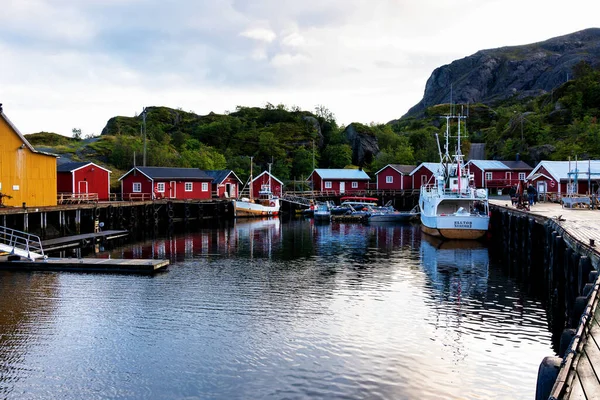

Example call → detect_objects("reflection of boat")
368 204 420 223
420 234 489 295
234 161 280 218
419 115 489 239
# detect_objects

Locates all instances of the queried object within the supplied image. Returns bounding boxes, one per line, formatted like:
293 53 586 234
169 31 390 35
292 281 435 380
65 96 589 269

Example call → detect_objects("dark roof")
204 170 239 184
57 162 89 172
501 161 533 170
136 167 213 180
389 164 415 174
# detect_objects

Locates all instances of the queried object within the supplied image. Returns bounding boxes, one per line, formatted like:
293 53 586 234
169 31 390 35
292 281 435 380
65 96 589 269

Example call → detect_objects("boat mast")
249 156 254 199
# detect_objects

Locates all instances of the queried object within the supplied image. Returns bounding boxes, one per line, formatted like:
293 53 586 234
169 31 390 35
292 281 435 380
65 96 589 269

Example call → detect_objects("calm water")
0 219 554 400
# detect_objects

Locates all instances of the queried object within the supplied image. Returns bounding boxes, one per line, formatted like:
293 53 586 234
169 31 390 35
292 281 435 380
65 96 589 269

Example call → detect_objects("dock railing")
0 226 45 261
57 192 99 204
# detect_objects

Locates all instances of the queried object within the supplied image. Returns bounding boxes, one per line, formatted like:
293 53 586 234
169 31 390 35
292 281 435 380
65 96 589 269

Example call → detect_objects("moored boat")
234 161 280 218
330 196 379 215
368 205 420 223
419 115 490 240
313 201 332 222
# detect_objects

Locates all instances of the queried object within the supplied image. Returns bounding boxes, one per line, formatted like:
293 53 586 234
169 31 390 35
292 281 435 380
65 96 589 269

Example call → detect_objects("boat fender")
94 208 101 218
534 356 562 400
270 201 275 207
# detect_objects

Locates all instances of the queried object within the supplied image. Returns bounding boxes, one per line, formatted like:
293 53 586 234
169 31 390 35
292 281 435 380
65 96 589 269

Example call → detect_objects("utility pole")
312 140 315 171
142 107 147 167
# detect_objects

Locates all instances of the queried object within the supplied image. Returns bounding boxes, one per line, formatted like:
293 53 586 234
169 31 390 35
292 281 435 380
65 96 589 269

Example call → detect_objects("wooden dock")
490 199 600 399
0 256 169 274
41 230 129 252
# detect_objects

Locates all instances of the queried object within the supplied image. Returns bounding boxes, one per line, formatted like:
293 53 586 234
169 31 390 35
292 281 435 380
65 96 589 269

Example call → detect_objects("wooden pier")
0 256 169 274
489 200 600 399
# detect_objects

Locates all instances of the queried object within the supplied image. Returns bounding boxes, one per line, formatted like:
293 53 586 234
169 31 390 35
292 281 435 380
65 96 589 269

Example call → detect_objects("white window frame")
386 176 393 184
485 172 493 181
518 172 526 180
352 181 358 188
157 182 165 192
324 181 332 189
132 182 142 193
185 182 193 192
201 182 209 192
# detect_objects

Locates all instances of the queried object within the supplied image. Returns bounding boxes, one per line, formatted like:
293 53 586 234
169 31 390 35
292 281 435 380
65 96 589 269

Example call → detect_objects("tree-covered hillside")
25 62 600 190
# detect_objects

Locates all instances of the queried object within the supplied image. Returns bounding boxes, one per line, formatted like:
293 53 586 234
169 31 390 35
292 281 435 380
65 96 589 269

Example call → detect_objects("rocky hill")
404 28 600 117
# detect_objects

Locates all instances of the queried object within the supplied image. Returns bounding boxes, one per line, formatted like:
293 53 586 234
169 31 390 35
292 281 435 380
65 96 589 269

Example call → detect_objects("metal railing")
0 226 45 261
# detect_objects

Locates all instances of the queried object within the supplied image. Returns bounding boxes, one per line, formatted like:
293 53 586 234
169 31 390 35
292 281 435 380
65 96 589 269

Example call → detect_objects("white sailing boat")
418 115 490 240
234 159 281 218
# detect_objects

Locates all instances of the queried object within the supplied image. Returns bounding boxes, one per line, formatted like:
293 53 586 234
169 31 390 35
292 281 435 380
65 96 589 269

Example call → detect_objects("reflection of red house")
251 171 283 198
57 162 111 201
118 167 213 200
307 169 371 194
526 160 600 196
205 170 242 198
375 164 414 190
409 163 440 190
464 160 532 191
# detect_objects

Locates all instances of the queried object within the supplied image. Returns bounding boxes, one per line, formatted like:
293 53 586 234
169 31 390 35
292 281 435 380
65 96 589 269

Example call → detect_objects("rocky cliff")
404 28 600 117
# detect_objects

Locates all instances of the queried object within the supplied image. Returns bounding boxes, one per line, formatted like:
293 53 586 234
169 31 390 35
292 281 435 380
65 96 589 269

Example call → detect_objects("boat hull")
234 200 280 217
420 213 489 240
421 225 487 240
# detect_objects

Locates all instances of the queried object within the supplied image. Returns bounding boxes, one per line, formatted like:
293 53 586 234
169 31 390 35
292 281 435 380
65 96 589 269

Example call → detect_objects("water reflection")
0 220 553 400
420 236 489 299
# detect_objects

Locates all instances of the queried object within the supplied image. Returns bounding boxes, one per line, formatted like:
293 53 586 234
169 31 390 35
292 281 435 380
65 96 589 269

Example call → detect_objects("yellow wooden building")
0 104 58 207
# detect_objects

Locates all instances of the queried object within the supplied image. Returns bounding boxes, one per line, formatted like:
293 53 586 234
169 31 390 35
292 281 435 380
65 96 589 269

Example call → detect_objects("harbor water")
0 219 554 399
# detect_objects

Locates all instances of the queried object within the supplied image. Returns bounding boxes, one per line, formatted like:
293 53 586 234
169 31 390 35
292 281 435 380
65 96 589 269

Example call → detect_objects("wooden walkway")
0 256 169 274
490 199 600 399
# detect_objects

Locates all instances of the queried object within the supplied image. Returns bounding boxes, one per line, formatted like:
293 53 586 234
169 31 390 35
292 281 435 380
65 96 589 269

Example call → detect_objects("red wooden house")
118 167 213 200
465 160 532 192
409 163 441 190
251 171 284 198
57 162 111 201
526 160 600 196
205 170 242 198
307 169 371 194
374 164 415 190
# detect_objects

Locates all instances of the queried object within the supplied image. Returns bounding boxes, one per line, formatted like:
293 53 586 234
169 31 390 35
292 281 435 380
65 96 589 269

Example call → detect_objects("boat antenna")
435 133 443 163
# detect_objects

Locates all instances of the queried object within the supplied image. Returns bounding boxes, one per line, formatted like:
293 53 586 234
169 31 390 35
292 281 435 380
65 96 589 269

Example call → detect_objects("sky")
1 0 599 137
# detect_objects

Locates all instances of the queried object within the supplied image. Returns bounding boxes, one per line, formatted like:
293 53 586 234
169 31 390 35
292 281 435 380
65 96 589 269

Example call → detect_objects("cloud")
1 0 600 136
240 28 277 43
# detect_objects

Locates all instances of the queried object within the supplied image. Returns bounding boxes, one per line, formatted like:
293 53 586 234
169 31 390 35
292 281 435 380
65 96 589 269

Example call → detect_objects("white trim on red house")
252 170 284 185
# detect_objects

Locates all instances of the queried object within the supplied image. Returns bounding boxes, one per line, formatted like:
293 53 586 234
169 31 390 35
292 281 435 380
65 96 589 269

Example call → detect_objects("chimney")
516 153 520 162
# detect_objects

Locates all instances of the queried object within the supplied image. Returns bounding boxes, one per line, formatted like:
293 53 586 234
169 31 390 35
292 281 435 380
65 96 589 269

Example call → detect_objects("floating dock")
0 256 169 274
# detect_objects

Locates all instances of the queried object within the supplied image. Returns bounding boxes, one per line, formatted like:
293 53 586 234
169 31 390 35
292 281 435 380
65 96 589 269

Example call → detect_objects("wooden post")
75 209 81 234
23 213 28 232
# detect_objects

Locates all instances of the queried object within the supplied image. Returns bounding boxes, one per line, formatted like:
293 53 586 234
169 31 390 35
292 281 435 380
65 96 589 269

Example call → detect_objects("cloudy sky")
1 0 599 136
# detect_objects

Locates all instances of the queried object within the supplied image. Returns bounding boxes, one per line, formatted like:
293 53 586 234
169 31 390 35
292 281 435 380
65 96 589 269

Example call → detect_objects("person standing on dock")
527 184 537 206
509 185 518 206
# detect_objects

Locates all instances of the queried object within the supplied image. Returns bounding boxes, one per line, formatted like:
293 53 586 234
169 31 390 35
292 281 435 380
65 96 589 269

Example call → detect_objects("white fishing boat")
418 115 490 240
234 160 280 218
